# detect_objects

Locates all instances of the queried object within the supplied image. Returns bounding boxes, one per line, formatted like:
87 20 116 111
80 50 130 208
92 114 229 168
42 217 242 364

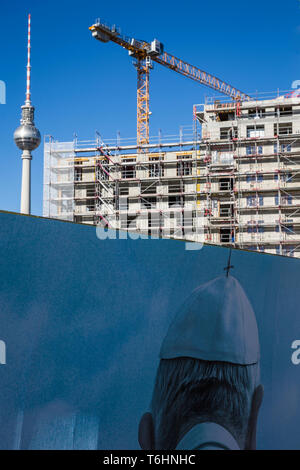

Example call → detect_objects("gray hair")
150 357 260 450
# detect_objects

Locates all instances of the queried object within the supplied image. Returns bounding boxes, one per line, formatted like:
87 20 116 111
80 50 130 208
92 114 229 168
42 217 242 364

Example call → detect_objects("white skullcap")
160 275 259 365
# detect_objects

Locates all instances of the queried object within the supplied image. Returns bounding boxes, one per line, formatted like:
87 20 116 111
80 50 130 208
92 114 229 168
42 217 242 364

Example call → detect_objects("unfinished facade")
44 91 300 257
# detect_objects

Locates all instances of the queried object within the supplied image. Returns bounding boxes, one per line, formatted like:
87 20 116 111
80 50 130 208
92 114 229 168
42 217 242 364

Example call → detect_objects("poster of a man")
1 212 300 450
139 275 264 450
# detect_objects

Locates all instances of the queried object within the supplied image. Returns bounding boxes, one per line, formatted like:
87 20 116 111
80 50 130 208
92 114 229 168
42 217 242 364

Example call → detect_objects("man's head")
139 357 263 449
139 275 263 450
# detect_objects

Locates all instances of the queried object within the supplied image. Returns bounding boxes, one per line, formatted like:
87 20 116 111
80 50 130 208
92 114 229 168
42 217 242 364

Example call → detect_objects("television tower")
14 14 41 214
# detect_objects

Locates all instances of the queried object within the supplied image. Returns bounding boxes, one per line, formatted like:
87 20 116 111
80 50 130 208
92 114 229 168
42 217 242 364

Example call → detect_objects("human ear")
245 384 264 450
138 412 155 450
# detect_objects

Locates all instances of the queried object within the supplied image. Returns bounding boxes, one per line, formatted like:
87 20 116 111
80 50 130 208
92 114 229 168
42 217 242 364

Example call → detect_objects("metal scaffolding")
43 137 75 221
194 91 300 256
43 90 300 257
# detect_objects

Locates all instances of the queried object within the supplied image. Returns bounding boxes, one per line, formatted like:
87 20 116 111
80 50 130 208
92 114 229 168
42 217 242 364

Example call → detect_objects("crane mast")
89 20 251 147
136 59 150 146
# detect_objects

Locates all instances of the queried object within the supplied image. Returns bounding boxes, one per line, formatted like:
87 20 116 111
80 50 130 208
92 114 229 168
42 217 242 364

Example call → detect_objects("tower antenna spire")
14 13 41 215
26 14 31 105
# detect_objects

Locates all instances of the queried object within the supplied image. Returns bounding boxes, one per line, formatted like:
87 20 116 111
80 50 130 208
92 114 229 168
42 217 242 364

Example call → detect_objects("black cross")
224 247 234 277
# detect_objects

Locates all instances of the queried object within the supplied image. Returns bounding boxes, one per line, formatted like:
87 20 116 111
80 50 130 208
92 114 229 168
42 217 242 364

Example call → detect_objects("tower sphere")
14 123 41 151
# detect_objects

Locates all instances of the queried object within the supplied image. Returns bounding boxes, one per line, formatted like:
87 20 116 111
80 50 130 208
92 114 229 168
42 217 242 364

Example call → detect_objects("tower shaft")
20 151 32 214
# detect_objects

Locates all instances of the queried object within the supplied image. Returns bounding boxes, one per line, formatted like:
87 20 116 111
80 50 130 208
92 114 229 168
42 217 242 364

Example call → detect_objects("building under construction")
44 90 300 257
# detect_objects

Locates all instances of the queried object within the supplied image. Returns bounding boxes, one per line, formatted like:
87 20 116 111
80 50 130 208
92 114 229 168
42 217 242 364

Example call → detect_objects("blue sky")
0 0 300 216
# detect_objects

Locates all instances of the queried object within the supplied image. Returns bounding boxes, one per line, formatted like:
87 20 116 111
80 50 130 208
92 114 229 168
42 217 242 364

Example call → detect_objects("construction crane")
89 20 251 147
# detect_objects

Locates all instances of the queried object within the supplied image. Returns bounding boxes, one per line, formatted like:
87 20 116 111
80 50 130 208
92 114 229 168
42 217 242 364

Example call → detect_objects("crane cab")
149 39 163 56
